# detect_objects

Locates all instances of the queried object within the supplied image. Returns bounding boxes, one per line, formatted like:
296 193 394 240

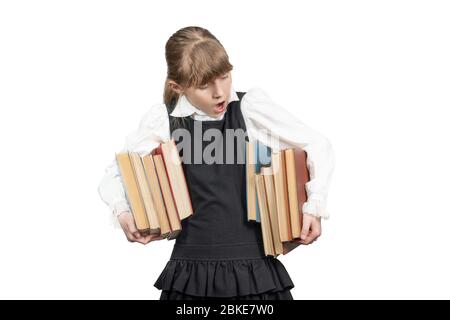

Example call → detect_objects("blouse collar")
169 87 240 119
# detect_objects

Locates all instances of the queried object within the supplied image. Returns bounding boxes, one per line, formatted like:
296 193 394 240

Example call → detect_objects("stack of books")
245 140 310 257
115 138 193 240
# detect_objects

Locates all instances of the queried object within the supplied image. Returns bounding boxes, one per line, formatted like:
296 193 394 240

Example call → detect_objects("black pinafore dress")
153 92 294 300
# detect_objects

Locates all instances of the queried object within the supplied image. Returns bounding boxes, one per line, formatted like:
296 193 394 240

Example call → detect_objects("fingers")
299 231 320 245
134 234 164 244
125 227 164 244
118 212 163 244
150 234 164 241
117 212 138 242
299 215 322 245
121 222 143 243
300 218 312 243
126 219 143 240
125 232 150 244
134 235 150 244
124 231 138 243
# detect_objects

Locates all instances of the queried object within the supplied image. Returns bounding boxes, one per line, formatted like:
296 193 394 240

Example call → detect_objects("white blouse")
98 87 335 225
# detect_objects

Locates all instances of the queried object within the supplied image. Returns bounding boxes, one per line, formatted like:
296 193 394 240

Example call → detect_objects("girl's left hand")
299 214 322 245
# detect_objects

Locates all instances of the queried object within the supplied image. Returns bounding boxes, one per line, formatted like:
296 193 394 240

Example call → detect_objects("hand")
117 211 164 244
299 214 322 245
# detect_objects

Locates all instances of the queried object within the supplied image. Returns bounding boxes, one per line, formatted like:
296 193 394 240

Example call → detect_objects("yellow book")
146 154 181 239
142 155 172 238
115 152 150 232
255 175 275 256
261 167 284 256
271 151 292 242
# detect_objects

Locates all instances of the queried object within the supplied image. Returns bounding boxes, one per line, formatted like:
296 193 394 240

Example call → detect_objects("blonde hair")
163 26 234 117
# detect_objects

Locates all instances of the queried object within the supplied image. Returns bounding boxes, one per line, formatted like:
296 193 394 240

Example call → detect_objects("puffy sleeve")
97 103 170 227
240 87 336 219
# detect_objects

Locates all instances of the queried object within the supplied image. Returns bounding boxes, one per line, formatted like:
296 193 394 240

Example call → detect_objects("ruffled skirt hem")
154 256 294 298
159 287 293 300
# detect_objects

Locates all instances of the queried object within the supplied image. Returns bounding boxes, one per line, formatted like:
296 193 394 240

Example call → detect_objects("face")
170 71 232 118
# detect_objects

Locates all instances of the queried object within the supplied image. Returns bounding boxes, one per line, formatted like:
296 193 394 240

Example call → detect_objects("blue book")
245 140 272 223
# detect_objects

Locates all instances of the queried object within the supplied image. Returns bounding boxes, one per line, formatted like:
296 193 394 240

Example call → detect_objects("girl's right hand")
117 211 164 244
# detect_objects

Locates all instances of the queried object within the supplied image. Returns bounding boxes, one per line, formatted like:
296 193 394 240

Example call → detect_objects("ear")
168 80 184 95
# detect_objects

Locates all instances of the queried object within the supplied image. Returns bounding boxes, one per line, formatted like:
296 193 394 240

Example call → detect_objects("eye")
199 84 208 89
221 74 228 79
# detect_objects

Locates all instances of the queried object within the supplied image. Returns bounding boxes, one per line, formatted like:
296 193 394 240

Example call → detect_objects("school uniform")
97 87 335 300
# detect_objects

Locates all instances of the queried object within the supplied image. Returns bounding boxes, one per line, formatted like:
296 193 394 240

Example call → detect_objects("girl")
98 26 335 300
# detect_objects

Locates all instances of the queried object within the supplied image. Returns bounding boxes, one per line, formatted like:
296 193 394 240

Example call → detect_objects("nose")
212 81 224 99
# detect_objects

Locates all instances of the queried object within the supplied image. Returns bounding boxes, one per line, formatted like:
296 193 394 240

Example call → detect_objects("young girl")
98 26 335 300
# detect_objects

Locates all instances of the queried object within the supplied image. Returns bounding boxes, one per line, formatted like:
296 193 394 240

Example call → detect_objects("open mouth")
214 101 226 113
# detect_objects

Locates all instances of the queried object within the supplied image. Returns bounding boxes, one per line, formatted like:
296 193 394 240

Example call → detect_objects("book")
115 138 193 240
246 140 272 223
260 167 284 255
255 174 275 256
246 140 310 256
285 148 310 239
151 139 193 221
272 151 292 242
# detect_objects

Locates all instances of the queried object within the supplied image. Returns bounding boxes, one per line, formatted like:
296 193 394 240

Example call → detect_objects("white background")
1 0 449 299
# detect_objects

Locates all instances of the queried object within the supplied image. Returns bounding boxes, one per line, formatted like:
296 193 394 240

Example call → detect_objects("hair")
163 26 234 119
